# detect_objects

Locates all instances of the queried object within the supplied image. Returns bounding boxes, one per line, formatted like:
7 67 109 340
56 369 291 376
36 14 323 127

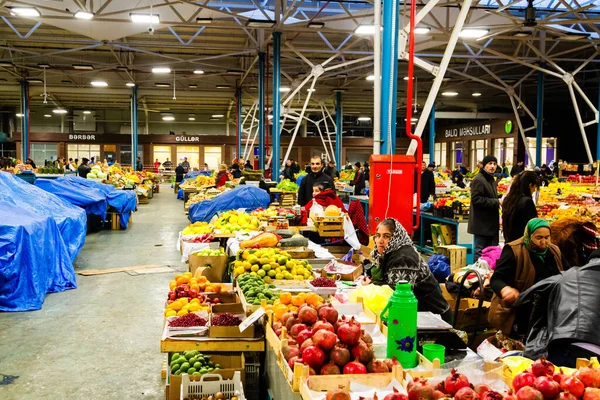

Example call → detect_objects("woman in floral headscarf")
363 218 451 322
490 218 568 338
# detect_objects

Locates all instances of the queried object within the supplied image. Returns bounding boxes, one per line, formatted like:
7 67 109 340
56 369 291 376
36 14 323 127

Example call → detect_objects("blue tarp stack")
0 172 86 311
188 185 270 222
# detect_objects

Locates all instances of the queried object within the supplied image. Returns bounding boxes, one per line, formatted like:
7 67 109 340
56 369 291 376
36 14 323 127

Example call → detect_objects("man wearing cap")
78 157 91 179
420 162 436 203
324 160 339 179
468 155 501 261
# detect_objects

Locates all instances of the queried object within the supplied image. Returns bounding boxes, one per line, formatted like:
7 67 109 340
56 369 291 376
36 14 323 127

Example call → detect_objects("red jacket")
302 189 345 224
215 171 229 188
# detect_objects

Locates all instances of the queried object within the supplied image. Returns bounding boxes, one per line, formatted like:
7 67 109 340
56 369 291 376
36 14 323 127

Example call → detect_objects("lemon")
251 265 259 272
177 309 188 316
275 273 283 280
257 269 266 277
250 272 258 276
262 264 271 271
243 261 252 270
190 298 200 304
303 272 311 279
165 309 177 317
235 266 245 276
268 270 276 277
242 250 250 260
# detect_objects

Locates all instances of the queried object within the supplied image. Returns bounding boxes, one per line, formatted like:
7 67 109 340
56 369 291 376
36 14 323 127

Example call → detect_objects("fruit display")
566 174 597 184
268 292 324 322
310 277 336 287
185 188 226 208
87 165 107 179
169 351 222 376
339 170 356 182
168 313 208 327
192 248 226 257
182 234 215 243
179 174 216 189
239 232 281 249
251 207 296 220
165 273 223 317
276 179 299 191
211 313 243 326
232 248 313 282
497 178 511 195
182 221 213 236
214 210 261 233
236 273 280 306
37 166 65 175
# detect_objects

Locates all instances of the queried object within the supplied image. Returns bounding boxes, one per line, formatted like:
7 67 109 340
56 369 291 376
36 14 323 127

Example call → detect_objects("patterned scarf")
523 218 550 262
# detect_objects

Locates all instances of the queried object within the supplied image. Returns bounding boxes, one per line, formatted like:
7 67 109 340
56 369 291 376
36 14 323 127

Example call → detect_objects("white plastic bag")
343 215 361 250
309 202 325 220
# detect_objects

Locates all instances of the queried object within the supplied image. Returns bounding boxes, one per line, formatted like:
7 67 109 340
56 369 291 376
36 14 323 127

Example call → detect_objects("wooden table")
160 325 266 353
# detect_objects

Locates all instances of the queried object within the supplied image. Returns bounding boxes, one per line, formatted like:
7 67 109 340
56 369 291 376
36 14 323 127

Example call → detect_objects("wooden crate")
314 216 344 237
436 245 467 272
138 195 149 204
280 192 297 207
105 212 131 230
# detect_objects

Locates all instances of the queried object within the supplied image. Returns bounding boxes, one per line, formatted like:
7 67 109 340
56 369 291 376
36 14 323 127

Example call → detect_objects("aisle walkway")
0 186 187 400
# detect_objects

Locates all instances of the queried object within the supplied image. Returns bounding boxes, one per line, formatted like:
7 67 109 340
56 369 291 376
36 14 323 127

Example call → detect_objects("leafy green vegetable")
276 179 299 191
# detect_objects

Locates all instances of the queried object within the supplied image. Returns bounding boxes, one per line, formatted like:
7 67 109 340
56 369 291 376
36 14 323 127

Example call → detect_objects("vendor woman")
215 164 230 188
489 218 567 338
363 218 452 322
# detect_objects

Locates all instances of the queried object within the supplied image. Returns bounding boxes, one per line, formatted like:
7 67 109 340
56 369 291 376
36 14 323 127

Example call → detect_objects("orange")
306 293 321 307
288 305 298 313
197 276 208 284
174 274 183 281
176 277 185 285
211 284 222 293
280 292 292 305
190 284 199 292
274 304 287 321
291 295 304 307
169 280 177 290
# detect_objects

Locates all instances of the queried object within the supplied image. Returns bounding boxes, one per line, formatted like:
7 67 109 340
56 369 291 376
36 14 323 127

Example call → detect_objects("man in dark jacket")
420 162 436 203
175 163 185 183
516 250 600 366
350 162 365 195
78 158 91 178
510 161 524 177
135 156 143 172
298 156 333 206
281 159 295 181
468 155 500 261
324 160 339 179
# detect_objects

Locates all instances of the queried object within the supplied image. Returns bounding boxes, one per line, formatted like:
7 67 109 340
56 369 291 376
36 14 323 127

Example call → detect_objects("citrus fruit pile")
214 210 261 233
232 248 313 283
182 221 213 235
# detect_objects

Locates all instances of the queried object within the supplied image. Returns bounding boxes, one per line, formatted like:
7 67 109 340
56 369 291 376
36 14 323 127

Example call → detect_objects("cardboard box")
168 353 245 400
437 245 467 272
205 292 239 305
209 303 255 338
189 253 229 282
447 297 491 331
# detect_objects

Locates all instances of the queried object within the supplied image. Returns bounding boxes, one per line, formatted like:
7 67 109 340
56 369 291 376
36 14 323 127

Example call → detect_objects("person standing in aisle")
175 163 185 183
153 159 160 173
181 157 190 173
363 161 370 181
163 158 173 171
350 162 366 195
281 159 295 181
468 155 501 261
291 159 300 175
501 171 540 243
135 157 143 172
324 160 339 179
510 160 524 177
420 162 436 203
244 159 253 170
298 156 333 206
78 158 91 178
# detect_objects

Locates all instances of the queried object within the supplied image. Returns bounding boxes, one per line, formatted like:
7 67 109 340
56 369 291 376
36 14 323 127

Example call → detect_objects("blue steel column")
258 52 266 169
429 104 435 164
272 32 282 180
335 91 343 168
20 80 29 161
380 0 400 154
131 85 139 166
535 70 544 166
237 87 242 161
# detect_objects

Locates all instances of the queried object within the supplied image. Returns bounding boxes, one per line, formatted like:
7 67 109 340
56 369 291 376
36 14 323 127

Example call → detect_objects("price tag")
239 307 265 332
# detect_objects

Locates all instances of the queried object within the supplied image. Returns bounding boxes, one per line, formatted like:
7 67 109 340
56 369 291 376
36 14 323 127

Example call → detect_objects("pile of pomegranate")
325 387 405 400
273 302 399 376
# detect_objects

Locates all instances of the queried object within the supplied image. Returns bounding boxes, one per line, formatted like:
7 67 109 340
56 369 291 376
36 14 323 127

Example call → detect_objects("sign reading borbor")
69 134 96 140
444 124 491 138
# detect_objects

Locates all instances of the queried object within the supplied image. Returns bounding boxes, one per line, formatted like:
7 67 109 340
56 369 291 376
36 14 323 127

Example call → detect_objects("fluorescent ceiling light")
279 87 291 92
37 63 50 68
357 117 371 121
366 75 375 81
472 92 482 97
404 76 414 81
126 82 135 87
0 61 14 67
162 116 175 121
216 85 231 89
307 22 325 29
513 31 532 38
267 115 273 120
130 13 160 24
90 80 108 87
44 114 51 118
74 11 94 20
83 110 92 114
212 114 224 118
196 18 213 24
193 69 204 74
152 67 171 74
405 118 418 122
248 86 257 90
441 91 459 97
73 64 93 70
355 25 376 35
189 84 198 88
26 78 43 83
307 88 316 92
188 117 196 121
53 109 68 114
459 29 489 39
414 27 431 34
209 118 221 121
10 7 40 17
155 83 170 88
245 19 276 28
16 113 23 117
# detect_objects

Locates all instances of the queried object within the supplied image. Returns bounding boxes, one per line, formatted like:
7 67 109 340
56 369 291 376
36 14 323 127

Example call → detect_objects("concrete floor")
0 186 188 400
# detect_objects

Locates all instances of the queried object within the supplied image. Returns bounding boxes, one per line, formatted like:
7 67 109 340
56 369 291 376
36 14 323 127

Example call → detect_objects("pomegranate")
504 391 517 400
296 329 313 346
288 356 300 369
384 357 400 371
335 315 349 331
516 387 543 400
534 376 559 399
361 330 373 345
302 345 326 370
272 321 282 331
282 345 300 361
433 391 446 399
435 381 446 394
299 306 318 325
326 387 351 400
290 323 308 338
286 316 299 331
444 369 471 395
312 319 335 334
532 358 555 378
584 388 600 400
337 318 362 346
408 379 436 400
384 387 408 400
320 361 342 375
343 360 367 374
367 359 390 373
513 372 537 392
474 385 491 398
561 376 585 397
454 387 479 400
313 329 338 351
287 338 297 346
482 391 504 400
282 311 296 325
577 368 600 388
359 394 379 400
275 328 282 337
301 338 314 353
318 304 339 325
556 393 577 400
351 340 375 365
330 344 351 367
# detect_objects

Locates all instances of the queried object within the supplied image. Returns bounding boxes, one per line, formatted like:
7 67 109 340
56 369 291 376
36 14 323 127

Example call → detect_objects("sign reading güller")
444 123 492 139
175 136 201 142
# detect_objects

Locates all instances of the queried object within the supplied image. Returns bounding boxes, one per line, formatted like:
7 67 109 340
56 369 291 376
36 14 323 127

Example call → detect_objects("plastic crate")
16 172 36 184
245 362 260 383
181 371 245 400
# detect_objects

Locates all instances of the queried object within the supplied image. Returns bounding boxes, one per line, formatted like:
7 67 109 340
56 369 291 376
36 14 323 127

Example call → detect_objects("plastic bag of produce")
349 284 394 316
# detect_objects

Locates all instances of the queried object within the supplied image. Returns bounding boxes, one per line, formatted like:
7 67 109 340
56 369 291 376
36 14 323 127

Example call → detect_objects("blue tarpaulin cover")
35 177 108 218
185 170 212 179
0 200 78 311
0 172 86 263
188 185 270 222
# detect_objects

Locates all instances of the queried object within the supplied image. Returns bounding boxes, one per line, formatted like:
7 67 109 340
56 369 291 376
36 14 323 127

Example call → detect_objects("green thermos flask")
380 281 418 368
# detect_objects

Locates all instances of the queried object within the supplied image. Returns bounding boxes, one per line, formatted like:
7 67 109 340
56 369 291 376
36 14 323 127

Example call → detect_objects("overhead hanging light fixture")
212 114 224 118
193 69 205 74
126 82 135 87
91 80 108 87
73 64 94 70
554 32 590 41
414 27 431 34
196 18 213 24
9 7 40 17
472 92 482 97
37 63 50 68
216 85 231 89
189 84 198 88
355 25 376 35
130 13 160 24
83 110 92 114
188 117 196 121
53 109 68 114
366 75 375 81
245 19 276 28
16 113 24 117
357 117 371 121
44 114 51 118
279 87 291 92
0 61 14 67
26 78 43 83
441 91 459 97
155 82 170 88
74 11 94 20
152 67 171 74
307 88 316 92
459 29 489 39
162 116 175 121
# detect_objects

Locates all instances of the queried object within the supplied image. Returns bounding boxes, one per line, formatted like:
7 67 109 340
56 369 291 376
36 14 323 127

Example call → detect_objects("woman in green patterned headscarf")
489 217 567 338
